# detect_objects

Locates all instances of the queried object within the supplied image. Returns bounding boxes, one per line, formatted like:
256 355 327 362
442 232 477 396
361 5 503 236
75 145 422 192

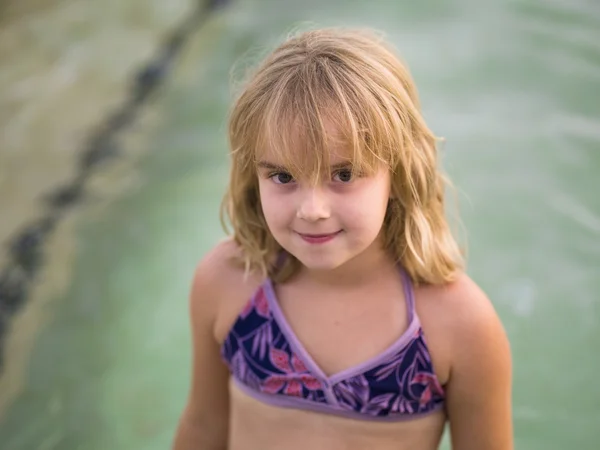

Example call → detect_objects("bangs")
251 56 400 182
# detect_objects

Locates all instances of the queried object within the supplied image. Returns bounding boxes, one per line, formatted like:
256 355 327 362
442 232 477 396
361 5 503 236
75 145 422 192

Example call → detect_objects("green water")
0 0 598 448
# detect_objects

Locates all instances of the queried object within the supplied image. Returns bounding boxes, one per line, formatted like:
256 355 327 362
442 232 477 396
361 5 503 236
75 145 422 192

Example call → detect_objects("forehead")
255 117 362 177
258 139 352 166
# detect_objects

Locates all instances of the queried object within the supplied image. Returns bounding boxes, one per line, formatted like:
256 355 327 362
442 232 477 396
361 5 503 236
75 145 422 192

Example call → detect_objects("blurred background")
0 0 598 448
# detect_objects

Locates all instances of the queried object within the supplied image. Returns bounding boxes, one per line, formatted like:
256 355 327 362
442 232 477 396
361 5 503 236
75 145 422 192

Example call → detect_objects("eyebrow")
256 161 352 171
256 161 285 171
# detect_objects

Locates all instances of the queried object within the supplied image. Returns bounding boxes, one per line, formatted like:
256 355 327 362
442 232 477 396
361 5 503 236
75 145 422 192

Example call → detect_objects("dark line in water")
0 0 231 372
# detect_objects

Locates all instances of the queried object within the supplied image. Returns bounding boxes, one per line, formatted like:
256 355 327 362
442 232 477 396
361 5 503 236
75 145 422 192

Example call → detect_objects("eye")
270 172 295 184
333 168 353 183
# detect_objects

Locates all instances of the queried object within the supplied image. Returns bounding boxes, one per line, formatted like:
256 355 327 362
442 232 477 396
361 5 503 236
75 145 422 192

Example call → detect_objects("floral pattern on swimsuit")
220 278 445 420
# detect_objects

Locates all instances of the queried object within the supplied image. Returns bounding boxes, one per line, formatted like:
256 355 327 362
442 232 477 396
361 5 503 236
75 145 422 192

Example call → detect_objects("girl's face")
257 143 391 274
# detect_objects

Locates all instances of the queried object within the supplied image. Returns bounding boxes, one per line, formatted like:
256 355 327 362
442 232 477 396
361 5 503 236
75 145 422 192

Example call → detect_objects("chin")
299 258 341 272
292 251 350 272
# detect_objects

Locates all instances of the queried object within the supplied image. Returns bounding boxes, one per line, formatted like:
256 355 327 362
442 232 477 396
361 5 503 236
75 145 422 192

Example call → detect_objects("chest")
273 280 410 377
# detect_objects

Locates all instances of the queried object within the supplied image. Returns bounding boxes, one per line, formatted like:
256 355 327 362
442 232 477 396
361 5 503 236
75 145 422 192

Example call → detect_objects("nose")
296 187 331 222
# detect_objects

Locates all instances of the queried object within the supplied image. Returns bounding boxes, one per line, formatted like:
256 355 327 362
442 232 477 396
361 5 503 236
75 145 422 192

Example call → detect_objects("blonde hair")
221 27 464 285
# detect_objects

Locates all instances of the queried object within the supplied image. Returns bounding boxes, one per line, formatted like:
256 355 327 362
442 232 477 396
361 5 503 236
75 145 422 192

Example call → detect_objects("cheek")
342 180 390 230
342 200 387 231
258 183 274 217
258 183 289 227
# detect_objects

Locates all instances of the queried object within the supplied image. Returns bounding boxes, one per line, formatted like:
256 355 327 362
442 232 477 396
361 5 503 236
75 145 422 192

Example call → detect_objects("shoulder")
421 277 513 447
441 273 509 359
191 238 246 288
441 273 512 389
189 237 265 343
415 273 511 383
418 272 507 345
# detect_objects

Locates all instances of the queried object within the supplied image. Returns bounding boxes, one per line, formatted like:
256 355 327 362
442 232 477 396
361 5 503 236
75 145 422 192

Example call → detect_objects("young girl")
172 27 513 450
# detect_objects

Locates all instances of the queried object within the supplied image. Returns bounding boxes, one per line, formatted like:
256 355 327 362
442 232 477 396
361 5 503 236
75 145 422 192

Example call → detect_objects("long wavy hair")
221 27 464 285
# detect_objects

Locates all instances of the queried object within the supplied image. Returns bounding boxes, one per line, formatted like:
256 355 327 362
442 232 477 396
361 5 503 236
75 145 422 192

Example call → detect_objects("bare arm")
172 252 231 450
445 277 514 450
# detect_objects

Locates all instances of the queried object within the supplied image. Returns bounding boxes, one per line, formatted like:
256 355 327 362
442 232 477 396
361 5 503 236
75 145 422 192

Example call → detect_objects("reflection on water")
0 0 195 245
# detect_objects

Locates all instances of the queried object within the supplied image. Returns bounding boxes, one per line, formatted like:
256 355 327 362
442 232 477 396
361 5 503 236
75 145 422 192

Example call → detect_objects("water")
0 0 598 448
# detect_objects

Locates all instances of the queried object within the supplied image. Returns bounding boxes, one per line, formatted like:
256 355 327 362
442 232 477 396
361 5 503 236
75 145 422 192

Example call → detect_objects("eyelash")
268 171 294 185
268 169 355 184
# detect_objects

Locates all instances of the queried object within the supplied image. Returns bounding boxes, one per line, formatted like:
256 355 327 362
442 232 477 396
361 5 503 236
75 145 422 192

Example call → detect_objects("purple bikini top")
220 268 445 421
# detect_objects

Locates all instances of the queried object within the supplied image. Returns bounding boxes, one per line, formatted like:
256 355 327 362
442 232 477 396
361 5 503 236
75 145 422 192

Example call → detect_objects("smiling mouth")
296 230 342 244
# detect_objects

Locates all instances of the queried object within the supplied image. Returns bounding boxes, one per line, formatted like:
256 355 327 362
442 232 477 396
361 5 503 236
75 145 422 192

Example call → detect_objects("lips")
296 230 342 244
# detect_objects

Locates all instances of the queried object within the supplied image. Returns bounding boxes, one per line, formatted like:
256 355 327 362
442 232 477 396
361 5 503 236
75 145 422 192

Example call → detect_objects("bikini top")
220 268 445 421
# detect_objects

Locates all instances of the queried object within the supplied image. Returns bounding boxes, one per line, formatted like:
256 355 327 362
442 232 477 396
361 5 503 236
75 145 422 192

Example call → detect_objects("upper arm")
180 243 235 446
444 276 513 450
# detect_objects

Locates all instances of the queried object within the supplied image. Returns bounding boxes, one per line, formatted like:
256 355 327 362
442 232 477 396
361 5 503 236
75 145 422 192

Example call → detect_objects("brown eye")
333 169 353 183
271 172 294 184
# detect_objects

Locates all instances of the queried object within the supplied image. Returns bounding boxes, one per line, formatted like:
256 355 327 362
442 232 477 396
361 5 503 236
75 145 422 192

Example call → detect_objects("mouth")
296 230 342 244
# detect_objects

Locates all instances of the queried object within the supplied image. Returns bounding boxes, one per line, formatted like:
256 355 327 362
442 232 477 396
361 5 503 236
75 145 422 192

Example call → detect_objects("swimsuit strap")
399 267 416 323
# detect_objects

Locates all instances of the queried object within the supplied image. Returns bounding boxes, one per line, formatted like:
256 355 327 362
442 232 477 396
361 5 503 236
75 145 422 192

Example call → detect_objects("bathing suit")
220 268 445 421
